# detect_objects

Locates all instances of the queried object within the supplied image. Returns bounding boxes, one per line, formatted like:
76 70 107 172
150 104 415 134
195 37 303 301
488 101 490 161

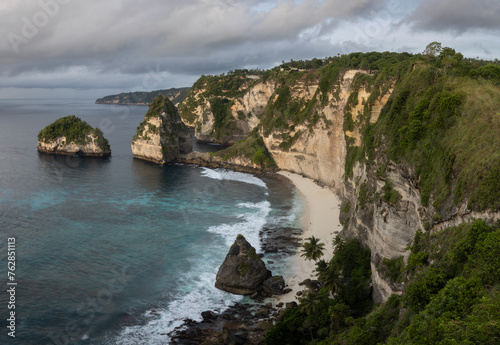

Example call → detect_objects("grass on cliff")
213 128 277 169
375 62 500 212
336 49 500 213
38 115 109 150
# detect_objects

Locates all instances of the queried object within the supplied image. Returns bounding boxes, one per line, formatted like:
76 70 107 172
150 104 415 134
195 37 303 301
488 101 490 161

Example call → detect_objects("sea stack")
215 235 271 295
131 95 192 164
37 115 111 157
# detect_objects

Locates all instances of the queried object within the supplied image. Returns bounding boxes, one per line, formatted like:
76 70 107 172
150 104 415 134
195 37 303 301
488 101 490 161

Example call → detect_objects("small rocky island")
215 235 284 296
131 95 192 164
37 115 111 157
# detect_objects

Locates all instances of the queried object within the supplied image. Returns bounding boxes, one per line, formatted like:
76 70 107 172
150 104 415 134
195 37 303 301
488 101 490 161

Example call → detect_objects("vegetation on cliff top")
38 115 110 150
336 46 500 214
133 95 181 141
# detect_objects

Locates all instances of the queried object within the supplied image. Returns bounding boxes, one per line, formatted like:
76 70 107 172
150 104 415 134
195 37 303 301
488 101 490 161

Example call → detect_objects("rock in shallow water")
215 235 271 295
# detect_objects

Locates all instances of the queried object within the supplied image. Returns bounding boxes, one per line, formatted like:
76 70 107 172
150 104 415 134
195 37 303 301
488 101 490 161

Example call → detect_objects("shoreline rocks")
169 228 302 344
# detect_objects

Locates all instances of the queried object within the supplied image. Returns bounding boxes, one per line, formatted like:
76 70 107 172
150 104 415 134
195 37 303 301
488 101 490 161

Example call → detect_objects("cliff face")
178 55 500 302
179 73 275 145
263 70 363 192
38 134 111 157
37 115 111 157
132 95 192 164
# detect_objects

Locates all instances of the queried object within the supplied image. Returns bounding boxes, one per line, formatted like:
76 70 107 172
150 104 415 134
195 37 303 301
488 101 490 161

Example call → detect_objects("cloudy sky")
1 0 499 99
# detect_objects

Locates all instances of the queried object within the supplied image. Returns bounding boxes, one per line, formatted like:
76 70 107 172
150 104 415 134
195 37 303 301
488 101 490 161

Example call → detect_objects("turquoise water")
0 100 299 345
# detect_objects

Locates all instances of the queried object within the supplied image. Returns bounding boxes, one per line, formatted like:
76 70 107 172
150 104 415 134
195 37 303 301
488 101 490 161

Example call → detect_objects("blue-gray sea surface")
0 99 300 345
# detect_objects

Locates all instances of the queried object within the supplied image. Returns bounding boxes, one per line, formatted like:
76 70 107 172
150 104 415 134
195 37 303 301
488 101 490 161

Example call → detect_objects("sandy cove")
272 171 342 304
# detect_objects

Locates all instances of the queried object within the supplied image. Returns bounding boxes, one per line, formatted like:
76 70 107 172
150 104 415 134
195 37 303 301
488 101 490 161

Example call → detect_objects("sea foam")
108 200 271 345
200 167 267 189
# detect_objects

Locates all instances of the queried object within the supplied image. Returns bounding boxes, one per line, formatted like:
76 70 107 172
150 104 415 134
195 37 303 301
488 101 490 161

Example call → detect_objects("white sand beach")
272 171 342 304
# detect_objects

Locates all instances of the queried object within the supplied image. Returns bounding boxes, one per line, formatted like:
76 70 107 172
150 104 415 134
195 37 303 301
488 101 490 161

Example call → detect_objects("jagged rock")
283 288 292 294
254 308 269 319
201 311 216 321
131 95 192 164
215 235 270 295
285 301 298 309
305 280 322 290
222 323 248 345
257 320 274 331
37 115 111 157
262 276 285 295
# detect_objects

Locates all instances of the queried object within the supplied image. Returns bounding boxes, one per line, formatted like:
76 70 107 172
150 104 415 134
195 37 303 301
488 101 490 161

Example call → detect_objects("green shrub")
382 180 402 204
404 267 447 312
265 308 307 345
383 256 405 282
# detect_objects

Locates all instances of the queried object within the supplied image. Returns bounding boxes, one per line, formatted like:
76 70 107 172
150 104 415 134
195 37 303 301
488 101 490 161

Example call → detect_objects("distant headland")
95 87 190 105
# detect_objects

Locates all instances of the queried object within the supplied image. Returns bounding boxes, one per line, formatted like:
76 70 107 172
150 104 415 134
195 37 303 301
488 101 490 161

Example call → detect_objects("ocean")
0 99 301 345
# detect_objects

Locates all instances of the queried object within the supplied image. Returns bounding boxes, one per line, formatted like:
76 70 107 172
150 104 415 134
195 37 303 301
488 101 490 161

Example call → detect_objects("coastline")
168 169 343 343
273 171 342 304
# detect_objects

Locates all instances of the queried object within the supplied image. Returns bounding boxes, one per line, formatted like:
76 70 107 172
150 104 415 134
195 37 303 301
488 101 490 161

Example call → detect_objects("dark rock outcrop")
262 275 285 295
215 235 270 295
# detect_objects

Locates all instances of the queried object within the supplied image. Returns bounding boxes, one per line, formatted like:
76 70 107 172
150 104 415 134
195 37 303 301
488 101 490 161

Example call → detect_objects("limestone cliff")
132 95 192 164
178 72 275 144
179 54 500 303
37 115 111 157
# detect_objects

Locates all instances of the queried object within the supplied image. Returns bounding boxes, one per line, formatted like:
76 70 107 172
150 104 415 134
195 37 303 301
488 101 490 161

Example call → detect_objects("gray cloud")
406 0 500 33
0 0 499 98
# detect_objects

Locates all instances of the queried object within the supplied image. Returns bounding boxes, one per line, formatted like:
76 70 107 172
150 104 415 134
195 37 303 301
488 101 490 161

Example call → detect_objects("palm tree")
299 290 320 316
322 265 343 296
301 236 325 261
332 235 345 252
314 259 328 279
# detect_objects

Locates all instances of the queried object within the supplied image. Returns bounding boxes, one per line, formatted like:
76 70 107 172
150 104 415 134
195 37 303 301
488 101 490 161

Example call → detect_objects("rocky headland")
37 115 111 157
131 95 192 164
95 87 190 105
177 54 500 304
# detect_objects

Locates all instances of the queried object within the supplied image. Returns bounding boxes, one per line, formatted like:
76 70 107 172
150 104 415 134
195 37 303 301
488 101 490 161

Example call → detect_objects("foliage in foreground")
266 220 500 344
266 238 372 345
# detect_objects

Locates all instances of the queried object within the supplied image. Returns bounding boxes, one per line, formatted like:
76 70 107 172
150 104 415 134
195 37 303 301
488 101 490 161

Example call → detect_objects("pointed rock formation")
131 95 192 164
215 235 270 295
37 115 111 157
